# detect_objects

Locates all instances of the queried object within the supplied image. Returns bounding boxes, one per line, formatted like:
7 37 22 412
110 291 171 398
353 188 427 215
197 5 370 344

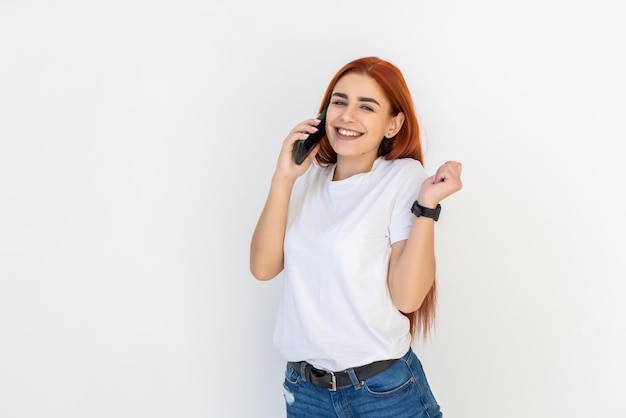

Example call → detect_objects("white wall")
1 1 624 417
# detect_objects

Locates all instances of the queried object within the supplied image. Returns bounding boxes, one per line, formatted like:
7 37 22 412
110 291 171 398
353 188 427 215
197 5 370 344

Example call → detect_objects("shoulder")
376 157 428 180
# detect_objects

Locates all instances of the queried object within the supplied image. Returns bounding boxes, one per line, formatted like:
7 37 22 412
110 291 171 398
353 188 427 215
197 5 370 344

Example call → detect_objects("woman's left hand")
418 161 463 208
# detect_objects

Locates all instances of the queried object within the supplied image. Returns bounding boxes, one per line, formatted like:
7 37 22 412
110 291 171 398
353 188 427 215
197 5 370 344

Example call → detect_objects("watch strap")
411 200 441 221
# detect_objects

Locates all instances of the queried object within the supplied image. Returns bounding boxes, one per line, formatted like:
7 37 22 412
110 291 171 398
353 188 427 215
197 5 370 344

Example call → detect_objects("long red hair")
316 57 437 340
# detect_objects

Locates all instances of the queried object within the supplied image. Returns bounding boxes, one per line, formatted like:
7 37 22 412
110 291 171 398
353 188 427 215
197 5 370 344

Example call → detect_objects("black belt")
290 358 398 391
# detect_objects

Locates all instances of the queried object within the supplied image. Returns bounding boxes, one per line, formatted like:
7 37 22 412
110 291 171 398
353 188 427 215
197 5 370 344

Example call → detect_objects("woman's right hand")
274 118 322 180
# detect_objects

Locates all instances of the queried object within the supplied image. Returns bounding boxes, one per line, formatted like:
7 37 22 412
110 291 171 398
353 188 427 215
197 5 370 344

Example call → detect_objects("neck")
333 155 378 181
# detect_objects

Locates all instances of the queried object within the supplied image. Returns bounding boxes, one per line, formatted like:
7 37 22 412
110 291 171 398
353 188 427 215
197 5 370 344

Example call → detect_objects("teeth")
338 128 361 137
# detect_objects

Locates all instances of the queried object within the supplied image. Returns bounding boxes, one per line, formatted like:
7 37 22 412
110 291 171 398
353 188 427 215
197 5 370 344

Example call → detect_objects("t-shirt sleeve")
389 160 429 244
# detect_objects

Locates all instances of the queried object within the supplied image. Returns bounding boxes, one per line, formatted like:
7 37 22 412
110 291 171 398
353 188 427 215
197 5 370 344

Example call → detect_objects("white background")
1 1 625 417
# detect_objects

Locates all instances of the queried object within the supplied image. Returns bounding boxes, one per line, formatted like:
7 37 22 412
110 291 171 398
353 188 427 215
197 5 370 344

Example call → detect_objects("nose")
340 105 357 123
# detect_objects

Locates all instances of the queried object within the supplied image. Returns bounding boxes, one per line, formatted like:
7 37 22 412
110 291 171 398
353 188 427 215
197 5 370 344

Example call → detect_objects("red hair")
316 56 423 164
317 57 436 340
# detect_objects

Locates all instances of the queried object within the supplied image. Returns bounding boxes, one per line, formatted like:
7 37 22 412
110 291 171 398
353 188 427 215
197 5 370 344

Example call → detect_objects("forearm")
250 175 295 281
388 216 436 313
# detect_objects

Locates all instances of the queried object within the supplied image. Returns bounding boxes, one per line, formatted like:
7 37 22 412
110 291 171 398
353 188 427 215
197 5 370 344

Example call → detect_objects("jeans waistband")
290 357 398 391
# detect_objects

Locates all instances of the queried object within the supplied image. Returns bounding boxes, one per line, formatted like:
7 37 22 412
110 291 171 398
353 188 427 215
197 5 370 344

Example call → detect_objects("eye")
331 100 347 107
360 105 374 112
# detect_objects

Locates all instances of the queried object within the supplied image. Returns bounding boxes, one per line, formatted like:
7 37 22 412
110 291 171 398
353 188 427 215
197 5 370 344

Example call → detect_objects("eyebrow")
331 92 381 107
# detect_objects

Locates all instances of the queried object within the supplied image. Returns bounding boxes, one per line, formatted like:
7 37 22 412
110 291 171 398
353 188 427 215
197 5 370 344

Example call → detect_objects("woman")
250 56 462 417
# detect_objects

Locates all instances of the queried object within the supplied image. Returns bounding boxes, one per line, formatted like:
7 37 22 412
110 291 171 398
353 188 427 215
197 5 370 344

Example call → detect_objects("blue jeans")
283 348 442 417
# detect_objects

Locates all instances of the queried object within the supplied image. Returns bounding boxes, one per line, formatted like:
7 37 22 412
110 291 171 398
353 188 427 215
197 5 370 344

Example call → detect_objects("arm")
387 217 436 313
250 175 295 281
249 118 322 281
387 161 463 312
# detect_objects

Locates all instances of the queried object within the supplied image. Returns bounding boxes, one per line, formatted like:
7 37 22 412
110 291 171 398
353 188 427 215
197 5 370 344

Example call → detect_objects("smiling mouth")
336 128 363 138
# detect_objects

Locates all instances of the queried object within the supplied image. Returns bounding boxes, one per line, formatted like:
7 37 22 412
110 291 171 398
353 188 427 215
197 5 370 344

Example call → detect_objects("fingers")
283 119 322 149
290 119 321 136
432 161 462 185
274 119 322 179
419 161 463 206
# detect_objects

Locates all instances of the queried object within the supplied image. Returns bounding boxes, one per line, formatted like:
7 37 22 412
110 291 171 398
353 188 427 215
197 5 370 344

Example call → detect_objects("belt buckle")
329 372 336 391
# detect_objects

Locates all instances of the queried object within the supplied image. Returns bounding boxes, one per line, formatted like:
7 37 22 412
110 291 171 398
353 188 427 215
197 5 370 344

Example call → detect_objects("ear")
386 112 405 138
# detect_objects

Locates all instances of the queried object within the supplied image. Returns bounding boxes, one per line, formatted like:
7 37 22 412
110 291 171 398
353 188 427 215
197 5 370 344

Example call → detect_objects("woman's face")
325 72 403 164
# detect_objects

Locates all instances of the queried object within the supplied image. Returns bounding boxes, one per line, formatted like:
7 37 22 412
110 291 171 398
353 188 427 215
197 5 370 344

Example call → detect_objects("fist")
418 161 463 208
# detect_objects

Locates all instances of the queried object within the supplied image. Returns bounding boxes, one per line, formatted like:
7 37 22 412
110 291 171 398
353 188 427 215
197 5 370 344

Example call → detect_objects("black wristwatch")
411 200 441 221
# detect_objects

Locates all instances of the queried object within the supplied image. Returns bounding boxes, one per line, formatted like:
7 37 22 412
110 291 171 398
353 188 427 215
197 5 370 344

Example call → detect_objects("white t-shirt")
273 156 429 371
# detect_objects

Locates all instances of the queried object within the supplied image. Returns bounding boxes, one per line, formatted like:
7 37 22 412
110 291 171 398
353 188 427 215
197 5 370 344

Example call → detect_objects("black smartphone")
292 109 327 165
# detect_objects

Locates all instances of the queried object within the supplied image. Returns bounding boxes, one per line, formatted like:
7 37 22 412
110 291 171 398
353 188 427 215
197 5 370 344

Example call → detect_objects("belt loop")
346 368 362 390
299 363 309 383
